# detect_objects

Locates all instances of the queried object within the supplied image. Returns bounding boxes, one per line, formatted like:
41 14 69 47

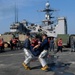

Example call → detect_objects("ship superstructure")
10 4 29 34
10 1 67 37
27 1 67 37
41 2 54 30
10 20 29 33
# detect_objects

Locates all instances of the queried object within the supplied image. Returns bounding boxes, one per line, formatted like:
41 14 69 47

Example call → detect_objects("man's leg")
38 50 49 70
60 46 62 52
22 48 33 70
71 45 74 52
50 44 52 51
52 44 54 51
57 46 60 52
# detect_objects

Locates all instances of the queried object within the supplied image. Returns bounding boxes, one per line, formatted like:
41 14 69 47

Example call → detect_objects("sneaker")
22 62 31 70
41 65 49 71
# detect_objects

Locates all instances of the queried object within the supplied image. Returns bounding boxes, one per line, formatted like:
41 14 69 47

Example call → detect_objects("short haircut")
42 34 47 37
60 38 62 40
26 33 30 36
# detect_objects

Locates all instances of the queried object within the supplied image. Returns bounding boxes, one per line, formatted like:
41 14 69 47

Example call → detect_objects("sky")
0 0 75 34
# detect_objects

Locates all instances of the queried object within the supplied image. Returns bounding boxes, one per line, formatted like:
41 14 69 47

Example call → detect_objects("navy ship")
10 1 67 37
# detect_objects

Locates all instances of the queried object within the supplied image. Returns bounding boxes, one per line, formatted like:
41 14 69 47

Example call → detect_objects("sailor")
10 38 13 50
49 37 54 52
1 38 4 51
22 33 49 71
22 33 33 70
71 37 75 52
57 38 63 52
38 34 49 71
30 35 41 56
30 34 49 71
12 38 17 49
0 38 4 52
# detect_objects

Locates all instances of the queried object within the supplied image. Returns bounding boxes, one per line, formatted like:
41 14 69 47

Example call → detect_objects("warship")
1 1 75 48
10 1 67 37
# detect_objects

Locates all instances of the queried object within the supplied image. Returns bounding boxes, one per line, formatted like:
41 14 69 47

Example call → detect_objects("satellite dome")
46 2 50 8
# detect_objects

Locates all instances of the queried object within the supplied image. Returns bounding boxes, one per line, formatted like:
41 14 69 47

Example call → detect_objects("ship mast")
15 3 18 23
41 1 54 30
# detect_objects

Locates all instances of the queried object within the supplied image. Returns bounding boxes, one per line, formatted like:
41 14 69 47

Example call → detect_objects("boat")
10 1 67 38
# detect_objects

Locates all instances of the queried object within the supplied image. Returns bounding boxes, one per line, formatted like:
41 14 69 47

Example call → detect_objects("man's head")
42 34 47 40
59 38 62 40
26 33 30 38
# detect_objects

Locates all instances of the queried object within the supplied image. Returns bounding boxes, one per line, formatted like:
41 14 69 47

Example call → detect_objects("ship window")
38 29 42 32
39 26 42 28
28 27 30 28
54 31 55 33
33 27 36 30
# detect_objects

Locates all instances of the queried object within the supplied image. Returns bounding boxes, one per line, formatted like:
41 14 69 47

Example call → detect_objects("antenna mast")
15 3 18 23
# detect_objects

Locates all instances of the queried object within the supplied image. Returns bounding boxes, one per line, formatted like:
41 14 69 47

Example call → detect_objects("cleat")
22 62 31 70
41 65 49 71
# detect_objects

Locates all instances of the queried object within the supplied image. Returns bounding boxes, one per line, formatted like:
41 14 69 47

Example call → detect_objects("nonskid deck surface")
0 48 75 75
